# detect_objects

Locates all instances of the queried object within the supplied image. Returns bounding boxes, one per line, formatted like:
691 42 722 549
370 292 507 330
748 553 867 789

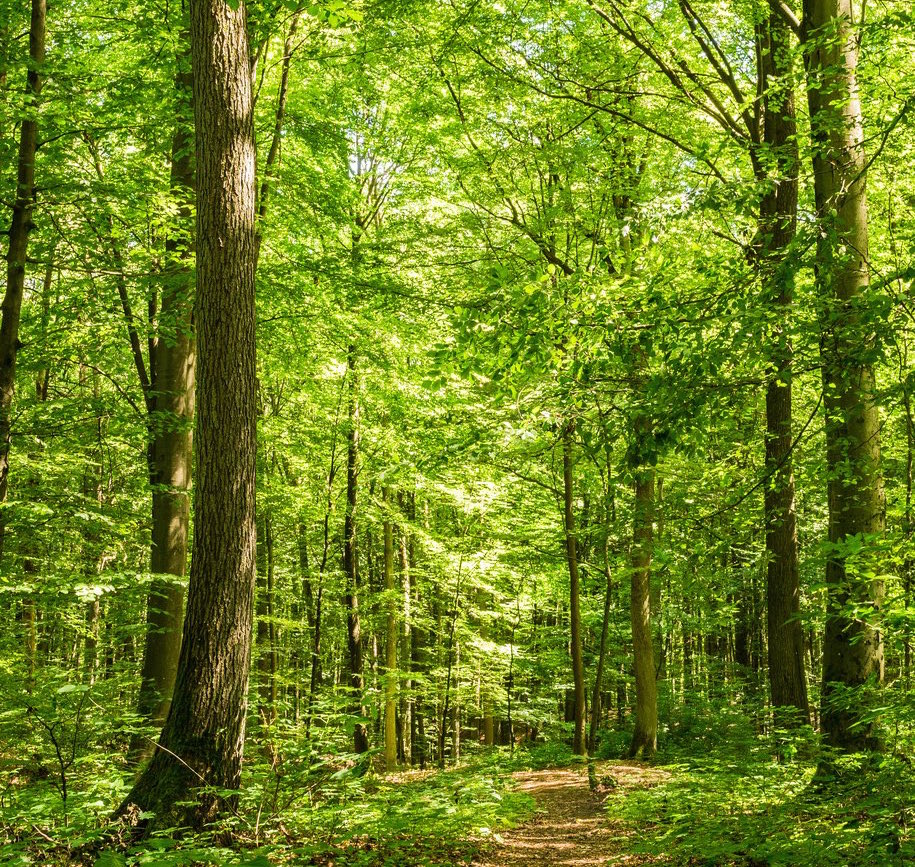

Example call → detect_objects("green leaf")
57 683 89 694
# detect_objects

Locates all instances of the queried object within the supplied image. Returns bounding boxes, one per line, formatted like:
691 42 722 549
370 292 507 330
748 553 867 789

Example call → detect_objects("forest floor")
475 761 670 867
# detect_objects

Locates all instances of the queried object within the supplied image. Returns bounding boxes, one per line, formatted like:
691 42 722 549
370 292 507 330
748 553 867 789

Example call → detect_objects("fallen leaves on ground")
474 761 670 867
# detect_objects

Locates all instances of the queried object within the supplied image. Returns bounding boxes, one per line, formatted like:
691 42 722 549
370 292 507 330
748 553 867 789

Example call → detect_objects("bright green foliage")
613 734 915 865
1 0 914 862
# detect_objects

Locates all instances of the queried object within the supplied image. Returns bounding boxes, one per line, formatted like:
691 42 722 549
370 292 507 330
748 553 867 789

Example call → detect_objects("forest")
1 0 914 864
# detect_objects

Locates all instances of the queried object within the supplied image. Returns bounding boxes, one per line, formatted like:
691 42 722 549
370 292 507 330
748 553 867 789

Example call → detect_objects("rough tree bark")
0 0 46 560
134 5 296 745
118 0 258 830
755 10 810 725
802 0 885 751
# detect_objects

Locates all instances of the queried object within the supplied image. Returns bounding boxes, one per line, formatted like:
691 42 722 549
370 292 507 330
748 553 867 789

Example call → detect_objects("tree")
629 415 657 758
343 346 369 754
562 420 588 756
757 7 810 725
132 50 197 752
801 0 885 751
4 3 915 862
118 0 258 828
383 486 398 770
0 0 45 559
585 0 812 726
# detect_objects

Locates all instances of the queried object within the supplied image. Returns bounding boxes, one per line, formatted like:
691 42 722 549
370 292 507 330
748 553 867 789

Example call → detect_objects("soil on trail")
475 762 669 867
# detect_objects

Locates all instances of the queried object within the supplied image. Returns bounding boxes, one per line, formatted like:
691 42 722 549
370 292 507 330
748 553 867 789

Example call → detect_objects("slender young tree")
256 508 278 725
562 420 587 756
119 0 258 828
589 458 615 753
383 487 398 771
343 346 369 754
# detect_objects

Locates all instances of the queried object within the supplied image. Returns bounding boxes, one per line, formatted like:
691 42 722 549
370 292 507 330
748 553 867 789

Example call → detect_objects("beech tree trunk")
118 0 258 830
398 509 412 763
19 252 53 690
133 58 197 755
562 420 587 756
0 0 45 561
755 11 810 725
904 386 914 690
802 0 885 751
343 346 369 753
629 463 657 758
256 509 278 725
303 513 324 735
411 558 426 767
479 588 495 747
383 488 397 770
81 368 106 687
589 559 613 755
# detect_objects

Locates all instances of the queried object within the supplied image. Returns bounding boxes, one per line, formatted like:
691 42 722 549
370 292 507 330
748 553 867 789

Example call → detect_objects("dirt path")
475 762 669 867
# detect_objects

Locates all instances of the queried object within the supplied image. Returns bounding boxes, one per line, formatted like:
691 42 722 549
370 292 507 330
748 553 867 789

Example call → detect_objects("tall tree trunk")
629 461 657 758
562 420 587 756
904 385 914 691
735 583 752 670
82 369 106 687
398 510 412 763
411 558 426 768
254 9 300 266
651 478 664 679
755 10 810 726
802 0 885 751
297 522 315 723
452 639 461 761
343 346 369 753
306 581 323 734
303 514 324 738
133 57 197 756
20 249 53 690
480 589 495 747
383 487 398 770
256 508 277 725
304 372 344 734
0 0 45 561
589 559 613 755
439 545 467 767
591 449 617 752
118 0 258 830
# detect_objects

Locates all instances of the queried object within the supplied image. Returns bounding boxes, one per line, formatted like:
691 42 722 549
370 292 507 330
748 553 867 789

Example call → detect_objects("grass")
600 719 915 866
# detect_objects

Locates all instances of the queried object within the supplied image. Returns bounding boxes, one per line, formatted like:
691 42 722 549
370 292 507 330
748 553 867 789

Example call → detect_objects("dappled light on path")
475 762 670 866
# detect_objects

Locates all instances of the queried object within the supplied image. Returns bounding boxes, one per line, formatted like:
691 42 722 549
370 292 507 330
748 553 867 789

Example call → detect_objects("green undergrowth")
604 725 915 865
3 750 534 866
266 752 535 866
